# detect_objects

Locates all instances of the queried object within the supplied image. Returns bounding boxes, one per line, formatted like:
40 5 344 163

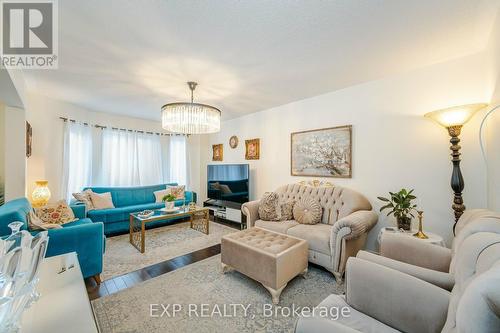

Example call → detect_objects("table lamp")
32 180 51 208
425 103 487 234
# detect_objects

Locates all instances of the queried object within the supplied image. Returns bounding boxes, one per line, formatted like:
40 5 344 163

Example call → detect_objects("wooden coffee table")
129 207 210 253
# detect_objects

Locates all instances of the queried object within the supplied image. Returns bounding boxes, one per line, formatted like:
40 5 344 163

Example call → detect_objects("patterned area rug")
92 255 344 333
102 221 236 280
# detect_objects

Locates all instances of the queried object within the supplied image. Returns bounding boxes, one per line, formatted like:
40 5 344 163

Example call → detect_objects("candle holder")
413 211 428 239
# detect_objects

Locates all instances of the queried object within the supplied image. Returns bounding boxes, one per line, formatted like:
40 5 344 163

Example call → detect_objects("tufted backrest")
442 232 500 332
275 184 372 225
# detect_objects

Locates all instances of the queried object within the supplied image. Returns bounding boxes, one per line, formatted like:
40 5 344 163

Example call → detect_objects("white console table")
20 252 98 333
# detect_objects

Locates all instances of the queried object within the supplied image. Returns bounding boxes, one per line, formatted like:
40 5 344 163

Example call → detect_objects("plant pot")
397 216 412 231
165 201 175 210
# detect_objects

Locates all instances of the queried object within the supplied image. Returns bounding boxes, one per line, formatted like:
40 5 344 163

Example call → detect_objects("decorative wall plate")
229 135 239 149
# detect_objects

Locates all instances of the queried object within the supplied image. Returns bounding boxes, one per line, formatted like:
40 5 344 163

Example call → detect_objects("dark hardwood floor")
85 219 239 300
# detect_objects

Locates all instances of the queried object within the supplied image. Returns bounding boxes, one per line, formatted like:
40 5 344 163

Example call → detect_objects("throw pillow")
218 184 232 194
27 210 63 230
280 200 295 221
258 192 281 221
154 189 171 203
89 192 115 209
293 197 322 225
35 200 78 225
167 185 185 200
72 189 95 211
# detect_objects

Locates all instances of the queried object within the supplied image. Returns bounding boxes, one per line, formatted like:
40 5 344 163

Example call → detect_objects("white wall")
25 93 202 202
0 106 26 201
486 10 500 212
202 52 493 249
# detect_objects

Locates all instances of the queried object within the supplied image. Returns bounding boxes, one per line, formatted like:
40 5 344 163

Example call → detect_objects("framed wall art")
212 144 223 161
291 125 352 178
245 138 260 160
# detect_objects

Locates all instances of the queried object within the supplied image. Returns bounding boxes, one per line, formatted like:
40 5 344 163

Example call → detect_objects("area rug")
102 221 236 280
92 255 344 333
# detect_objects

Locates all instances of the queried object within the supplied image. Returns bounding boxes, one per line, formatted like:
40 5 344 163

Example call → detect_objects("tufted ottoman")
221 227 308 304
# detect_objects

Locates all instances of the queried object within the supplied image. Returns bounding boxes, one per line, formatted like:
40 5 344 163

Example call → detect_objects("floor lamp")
425 103 487 234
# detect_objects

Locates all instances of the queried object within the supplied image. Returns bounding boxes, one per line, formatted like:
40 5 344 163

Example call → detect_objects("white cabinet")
20 252 98 333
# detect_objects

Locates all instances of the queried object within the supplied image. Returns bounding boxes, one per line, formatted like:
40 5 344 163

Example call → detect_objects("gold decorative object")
298 180 334 187
245 138 260 160
129 207 210 253
32 180 51 207
229 135 239 148
413 210 428 239
425 103 487 234
188 202 196 211
212 144 223 161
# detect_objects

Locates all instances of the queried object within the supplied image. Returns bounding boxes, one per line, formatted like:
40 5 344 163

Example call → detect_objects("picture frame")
229 135 239 149
245 138 260 160
291 125 352 178
26 121 32 158
212 144 223 161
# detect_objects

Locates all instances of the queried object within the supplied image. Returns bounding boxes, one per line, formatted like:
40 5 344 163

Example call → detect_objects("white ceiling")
24 0 500 120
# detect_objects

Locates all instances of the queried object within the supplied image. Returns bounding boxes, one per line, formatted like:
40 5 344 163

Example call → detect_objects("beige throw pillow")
293 197 322 224
218 184 232 194
167 185 185 200
154 189 171 203
280 200 295 221
72 189 95 211
258 192 281 221
89 192 115 209
28 210 63 230
35 200 78 225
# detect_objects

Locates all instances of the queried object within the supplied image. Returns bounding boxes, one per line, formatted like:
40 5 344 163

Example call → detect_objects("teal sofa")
78 183 197 235
0 198 105 281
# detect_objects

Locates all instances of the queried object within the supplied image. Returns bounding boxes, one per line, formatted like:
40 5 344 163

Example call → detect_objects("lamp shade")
32 180 51 207
425 103 487 128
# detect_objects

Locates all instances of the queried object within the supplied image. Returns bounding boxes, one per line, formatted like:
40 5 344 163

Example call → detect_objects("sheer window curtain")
61 121 93 201
100 128 163 186
165 135 190 188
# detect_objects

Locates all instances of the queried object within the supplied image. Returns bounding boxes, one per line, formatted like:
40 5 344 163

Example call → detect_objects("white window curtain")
166 135 189 188
100 128 163 186
61 121 93 201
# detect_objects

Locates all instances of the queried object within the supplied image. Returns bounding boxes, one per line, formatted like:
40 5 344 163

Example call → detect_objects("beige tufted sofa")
241 184 378 281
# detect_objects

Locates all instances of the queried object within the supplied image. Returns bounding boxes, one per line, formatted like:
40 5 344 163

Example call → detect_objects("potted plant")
162 194 176 210
377 189 418 231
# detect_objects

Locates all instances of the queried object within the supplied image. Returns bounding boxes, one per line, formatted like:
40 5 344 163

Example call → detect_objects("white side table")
377 227 445 250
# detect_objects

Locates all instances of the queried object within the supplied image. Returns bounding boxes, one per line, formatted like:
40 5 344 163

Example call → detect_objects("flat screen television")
207 164 249 204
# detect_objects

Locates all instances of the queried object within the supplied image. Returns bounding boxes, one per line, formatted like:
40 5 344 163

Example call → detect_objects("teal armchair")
0 198 105 283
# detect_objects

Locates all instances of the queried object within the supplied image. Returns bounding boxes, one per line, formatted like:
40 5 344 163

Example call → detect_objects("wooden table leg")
205 209 209 234
129 215 133 243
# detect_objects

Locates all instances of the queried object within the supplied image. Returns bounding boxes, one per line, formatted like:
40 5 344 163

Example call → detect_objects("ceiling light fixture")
161 82 221 134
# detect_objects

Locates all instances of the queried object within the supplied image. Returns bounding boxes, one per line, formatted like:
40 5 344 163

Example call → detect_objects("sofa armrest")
45 222 105 278
346 257 450 333
380 233 451 272
357 250 454 290
295 317 361 333
330 210 378 277
241 200 260 227
70 204 86 219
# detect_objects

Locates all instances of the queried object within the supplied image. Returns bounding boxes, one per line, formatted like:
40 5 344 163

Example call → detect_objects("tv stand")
203 199 246 229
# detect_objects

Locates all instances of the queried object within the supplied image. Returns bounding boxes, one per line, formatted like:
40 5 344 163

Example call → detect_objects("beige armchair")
295 231 500 333
242 183 378 282
358 209 500 290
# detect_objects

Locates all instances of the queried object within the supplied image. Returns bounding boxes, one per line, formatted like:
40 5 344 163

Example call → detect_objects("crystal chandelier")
161 82 221 134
